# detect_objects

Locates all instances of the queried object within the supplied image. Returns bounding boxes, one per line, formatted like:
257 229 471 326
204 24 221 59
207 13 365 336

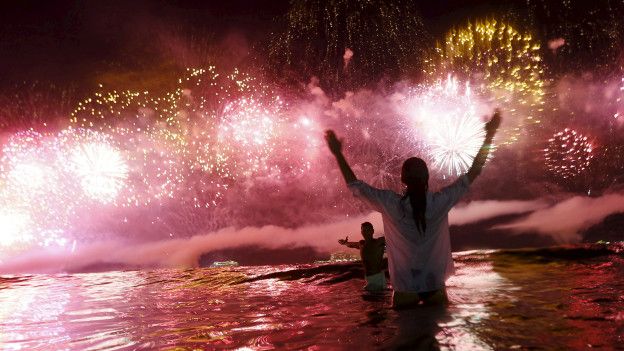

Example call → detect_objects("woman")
325 110 501 308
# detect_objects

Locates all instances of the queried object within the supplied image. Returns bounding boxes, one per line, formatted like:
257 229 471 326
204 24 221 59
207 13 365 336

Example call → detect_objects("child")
338 222 386 291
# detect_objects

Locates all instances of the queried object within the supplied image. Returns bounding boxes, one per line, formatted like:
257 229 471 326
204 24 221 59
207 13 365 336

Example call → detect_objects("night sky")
1 1 623 267
3 1 621 91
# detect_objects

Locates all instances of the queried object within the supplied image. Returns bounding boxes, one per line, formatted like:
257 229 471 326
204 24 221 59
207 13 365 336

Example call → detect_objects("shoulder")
348 180 402 200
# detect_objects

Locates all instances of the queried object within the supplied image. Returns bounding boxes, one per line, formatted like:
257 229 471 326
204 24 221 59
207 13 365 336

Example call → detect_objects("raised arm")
466 110 502 183
338 236 361 249
325 130 357 184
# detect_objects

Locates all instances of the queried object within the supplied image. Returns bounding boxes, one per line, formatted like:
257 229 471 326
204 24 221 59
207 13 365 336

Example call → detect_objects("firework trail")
269 0 428 92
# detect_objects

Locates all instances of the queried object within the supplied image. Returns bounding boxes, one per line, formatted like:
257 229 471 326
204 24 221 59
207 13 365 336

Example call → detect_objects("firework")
401 76 488 176
213 96 283 177
427 19 545 144
0 82 74 131
270 0 428 92
0 207 32 250
0 130 77 253
526 0 624 72
69 67 263 207
544 128 594 179
69 142 128 203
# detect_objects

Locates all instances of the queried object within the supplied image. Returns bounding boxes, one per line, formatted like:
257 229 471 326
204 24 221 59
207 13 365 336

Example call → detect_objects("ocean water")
1 244 623 350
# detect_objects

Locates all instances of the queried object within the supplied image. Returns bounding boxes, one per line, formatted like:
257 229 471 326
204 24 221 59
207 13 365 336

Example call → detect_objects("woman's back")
348 175 470 292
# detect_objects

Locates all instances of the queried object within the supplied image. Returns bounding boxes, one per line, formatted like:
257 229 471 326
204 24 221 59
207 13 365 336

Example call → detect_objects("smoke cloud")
1 198 572 274
0 213 383 274
495 193 624 242
449 200 548 225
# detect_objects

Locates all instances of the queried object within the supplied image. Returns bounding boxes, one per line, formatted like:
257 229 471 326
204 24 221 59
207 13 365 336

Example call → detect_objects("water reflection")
0 276 71 350
0 248 622 350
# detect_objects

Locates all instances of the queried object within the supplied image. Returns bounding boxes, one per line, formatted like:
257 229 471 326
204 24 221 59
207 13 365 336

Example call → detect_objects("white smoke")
495 193 624 242
0 213 383 274
449 200 548 225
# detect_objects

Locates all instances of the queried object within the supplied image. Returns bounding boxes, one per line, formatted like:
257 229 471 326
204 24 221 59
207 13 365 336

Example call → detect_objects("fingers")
324 129 336 140
485 109 502 133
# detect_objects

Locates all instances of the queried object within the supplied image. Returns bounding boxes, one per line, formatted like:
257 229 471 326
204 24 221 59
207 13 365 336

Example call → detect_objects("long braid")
401 157 429 234
409 181 428 233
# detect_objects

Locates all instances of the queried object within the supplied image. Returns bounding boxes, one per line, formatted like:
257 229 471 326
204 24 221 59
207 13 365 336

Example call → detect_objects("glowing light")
401 76 488 176
70 142 128 203
427 19 545 144
213 97 283 177
429 112 486 176
615 77 624 123
0 208 32 248
544 128 594 179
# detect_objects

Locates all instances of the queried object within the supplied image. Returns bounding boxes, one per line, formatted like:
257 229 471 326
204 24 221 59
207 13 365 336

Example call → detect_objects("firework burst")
69 142 128 203
426 19 545 144
69 67 265 207
0 207 32 251
544 128 594 179
400 76 488 176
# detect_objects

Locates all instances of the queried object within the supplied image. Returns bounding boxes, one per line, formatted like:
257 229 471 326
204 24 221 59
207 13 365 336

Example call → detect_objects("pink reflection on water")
0 276 70 350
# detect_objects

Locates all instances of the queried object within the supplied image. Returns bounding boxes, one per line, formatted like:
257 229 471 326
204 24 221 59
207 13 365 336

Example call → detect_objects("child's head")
361 222 374 239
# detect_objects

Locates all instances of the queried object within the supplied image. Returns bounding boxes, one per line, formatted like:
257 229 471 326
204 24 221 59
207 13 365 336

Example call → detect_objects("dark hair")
361 222 373 228
401 157 428 233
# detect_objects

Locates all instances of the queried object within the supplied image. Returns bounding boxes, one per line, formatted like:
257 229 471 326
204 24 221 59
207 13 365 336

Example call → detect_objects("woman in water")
325 110 501 308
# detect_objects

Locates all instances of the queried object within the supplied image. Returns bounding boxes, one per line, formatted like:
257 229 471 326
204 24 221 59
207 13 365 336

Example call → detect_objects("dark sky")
0 0 537 88
0 1 290 88
2 0 622 91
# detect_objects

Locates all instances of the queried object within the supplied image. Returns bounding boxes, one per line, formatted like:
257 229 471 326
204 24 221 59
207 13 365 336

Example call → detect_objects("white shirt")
348 175 470 292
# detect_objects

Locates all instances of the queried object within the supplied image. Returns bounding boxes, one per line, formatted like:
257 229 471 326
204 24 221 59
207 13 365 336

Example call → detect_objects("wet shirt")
348 176 470 293
358 238 385 276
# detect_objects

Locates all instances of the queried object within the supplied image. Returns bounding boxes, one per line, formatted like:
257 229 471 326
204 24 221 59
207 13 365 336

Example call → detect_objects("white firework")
70 142 129 203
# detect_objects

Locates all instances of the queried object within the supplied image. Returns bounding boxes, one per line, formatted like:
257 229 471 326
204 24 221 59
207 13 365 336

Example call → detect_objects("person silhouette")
325 110 502 308
338 222 386 291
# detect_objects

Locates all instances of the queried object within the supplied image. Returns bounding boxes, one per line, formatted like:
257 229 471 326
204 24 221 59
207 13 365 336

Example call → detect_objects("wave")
491 242 623 263
239 243 623 284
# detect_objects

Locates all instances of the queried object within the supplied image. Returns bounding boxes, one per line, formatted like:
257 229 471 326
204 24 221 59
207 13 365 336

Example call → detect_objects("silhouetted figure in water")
338 221 386 291
325 110 502 309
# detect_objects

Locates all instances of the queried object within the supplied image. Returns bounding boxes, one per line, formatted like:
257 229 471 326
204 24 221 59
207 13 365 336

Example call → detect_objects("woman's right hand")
485 109 502 136
338 236 349 245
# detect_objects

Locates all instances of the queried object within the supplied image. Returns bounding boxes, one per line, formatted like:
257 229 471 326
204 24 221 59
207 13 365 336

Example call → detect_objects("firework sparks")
69 142 128 203
401 76 488 176
544 128 594 179
0 207 32 249
615 76 624 124
214 96 283 177
270 0 428 92
0 130 78 254
427 19 545 144
69 67 265 207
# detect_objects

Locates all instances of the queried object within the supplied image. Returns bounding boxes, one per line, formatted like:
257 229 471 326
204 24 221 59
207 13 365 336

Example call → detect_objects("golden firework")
426 19 546 144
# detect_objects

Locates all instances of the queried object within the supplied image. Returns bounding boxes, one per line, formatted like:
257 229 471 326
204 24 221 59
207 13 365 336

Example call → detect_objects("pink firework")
210 96 285 178
544 128 594 179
